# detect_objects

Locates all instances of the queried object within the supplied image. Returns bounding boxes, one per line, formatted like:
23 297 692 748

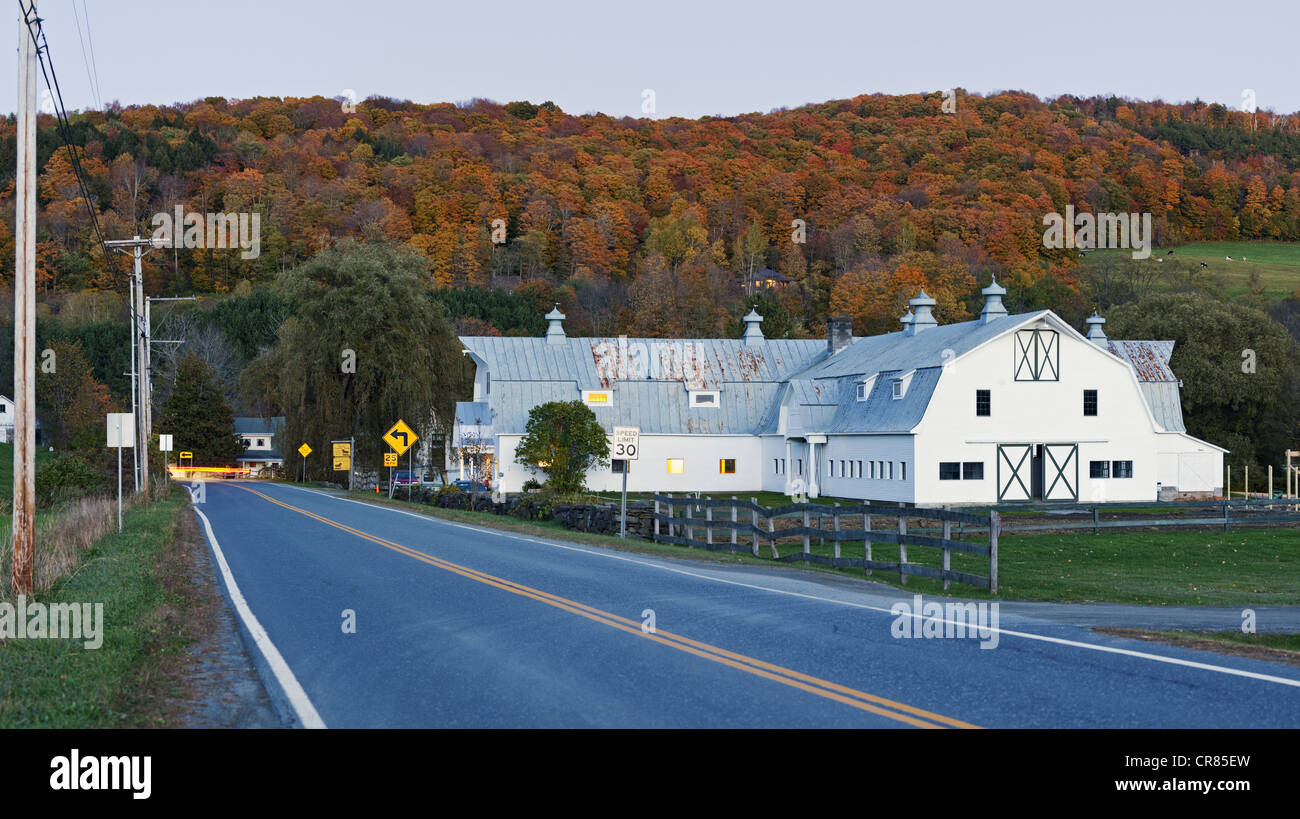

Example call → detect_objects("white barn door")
1042 443 1079 502
997 444 1033 502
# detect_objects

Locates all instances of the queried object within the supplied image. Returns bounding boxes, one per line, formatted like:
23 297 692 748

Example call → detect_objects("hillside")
2 91 1300 338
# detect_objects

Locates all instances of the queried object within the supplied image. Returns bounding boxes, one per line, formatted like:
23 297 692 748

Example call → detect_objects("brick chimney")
827 316 853 355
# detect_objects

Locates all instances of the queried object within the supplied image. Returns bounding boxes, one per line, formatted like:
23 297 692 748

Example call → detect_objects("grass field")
1093 240 1300 301
0 487 189 728
344 489 1300 607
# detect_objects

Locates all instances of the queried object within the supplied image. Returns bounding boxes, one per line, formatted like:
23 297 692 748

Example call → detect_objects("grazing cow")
1226 256 1234 261
1200 261 1209 268
1166 250 1174 255
1156 257 1163 262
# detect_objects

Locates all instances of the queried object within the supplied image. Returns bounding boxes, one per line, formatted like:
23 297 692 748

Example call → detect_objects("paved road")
191 481 1300 728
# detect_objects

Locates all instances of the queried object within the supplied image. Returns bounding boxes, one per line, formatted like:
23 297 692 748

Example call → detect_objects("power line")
17 0 121 284
70 0 101 111
79 0 103 110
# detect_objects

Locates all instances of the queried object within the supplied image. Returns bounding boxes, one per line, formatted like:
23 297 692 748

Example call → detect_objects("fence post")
731 496 738 548
768 515 778 559
942 504 951 592
654 496 660 540
832 503 841 560
1092 506 1099 535
686 503 694 546
898 509 908 586
1223 501 1230 533
705 505 713 545
802 507 810 561
988 510 999 594
751 498 759 557
864 513 872 576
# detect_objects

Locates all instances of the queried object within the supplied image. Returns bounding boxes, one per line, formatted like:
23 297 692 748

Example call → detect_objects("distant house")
0 395 42 446
746 267 791 292
234 416 285 475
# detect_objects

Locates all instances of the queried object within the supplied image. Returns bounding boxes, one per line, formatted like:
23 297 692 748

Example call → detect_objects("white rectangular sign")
159 434 173 452
611 426 640 461
107 413 135 448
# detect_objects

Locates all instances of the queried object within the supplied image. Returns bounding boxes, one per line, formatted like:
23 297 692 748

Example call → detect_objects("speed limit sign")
611 426 640 460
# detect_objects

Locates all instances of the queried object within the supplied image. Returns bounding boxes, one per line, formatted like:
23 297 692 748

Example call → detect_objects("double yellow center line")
229 483 979 729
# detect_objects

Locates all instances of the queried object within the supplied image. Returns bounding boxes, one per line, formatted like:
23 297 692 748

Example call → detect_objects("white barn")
455 283 1225 505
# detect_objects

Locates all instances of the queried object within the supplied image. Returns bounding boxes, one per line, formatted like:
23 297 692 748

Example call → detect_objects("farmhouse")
455 283 1225 505
234 416 285 475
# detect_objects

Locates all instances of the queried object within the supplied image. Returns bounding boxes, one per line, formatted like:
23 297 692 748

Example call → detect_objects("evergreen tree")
159 352 243 464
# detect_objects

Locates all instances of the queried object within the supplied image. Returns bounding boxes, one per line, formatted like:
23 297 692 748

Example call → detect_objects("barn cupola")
909 290 938 334
899 309 914 336
545 304 567 345
1085 311 1107 347
979 276 1008 324
827 315 853 354
742 309 765 345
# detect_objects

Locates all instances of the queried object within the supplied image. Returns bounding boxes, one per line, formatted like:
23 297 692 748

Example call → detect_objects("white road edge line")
192 503 327 728
276 484 1300 689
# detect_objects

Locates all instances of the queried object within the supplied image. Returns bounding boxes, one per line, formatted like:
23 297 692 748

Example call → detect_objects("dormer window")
856 374 877 402
892 379 903 399
689 390 719 408
891 370 915 400
857 383 868 401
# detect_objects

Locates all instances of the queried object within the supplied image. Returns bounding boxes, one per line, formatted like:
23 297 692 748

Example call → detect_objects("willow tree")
250 241 470 479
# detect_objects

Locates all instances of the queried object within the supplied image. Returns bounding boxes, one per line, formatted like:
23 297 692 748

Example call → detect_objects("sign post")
383 420 418 502
298 443 312 483
332 440 353 489
611 426 640 538
384 452 398 498
107 413 135 533
159 434 173 478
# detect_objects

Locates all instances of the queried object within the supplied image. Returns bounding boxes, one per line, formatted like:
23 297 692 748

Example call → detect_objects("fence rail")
652 494 998 592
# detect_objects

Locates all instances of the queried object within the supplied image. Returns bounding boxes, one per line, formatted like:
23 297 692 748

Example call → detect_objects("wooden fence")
978 497 1300 534
652 494 999 592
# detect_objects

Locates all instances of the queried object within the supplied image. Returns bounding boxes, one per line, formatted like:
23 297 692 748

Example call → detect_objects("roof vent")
827 316 853 354
545 304 566 345
909 290 937 334
1085 311 1107 347
742 309 765 345
979 276 1008 324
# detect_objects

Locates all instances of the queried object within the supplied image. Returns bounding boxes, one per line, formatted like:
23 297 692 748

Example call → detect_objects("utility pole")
107 236 161 493
12 0 38 595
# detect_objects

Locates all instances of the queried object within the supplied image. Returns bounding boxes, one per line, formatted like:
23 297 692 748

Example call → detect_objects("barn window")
1013 329 1060 381
666 458 684 474
939 462 961 480
690 391 719 408
900 462 906 480
719 459 736 474
856 460 863 478
1112 460 1133 478
1089 460 1110 478
1083 389 1098 416
976 389 990 417
856 383 868 401
583 390 612 405
963 462 984 480
892 379 903 399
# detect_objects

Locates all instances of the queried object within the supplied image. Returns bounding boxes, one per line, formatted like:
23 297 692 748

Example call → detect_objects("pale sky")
7 0 1299 118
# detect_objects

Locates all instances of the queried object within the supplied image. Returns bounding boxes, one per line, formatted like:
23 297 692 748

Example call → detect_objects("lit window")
667 458 684 474
719 459 736 474
583 390 612 405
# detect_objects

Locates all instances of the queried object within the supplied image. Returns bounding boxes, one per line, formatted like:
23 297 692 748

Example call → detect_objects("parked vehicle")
393 470 420 487
453 479 488 493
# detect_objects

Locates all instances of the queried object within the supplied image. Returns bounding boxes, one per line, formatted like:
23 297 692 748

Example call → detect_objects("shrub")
521 478 542 492
35 454 110 507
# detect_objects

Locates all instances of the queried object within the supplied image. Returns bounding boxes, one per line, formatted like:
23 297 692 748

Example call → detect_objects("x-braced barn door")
997 444 1033 502
1042 443 1078 502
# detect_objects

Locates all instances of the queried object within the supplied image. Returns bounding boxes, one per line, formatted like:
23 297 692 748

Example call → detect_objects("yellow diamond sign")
383 420 417 456
298 443 312 458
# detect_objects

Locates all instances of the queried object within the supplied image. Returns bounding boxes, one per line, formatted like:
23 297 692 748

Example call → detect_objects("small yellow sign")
332 441 351 472
383 420 418 456
179 451 193 459
384 452 398 467
298 443 312 458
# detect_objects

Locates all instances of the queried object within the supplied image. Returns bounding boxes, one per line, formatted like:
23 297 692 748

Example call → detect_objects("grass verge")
0 486 192 728
1095 628 1300 667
